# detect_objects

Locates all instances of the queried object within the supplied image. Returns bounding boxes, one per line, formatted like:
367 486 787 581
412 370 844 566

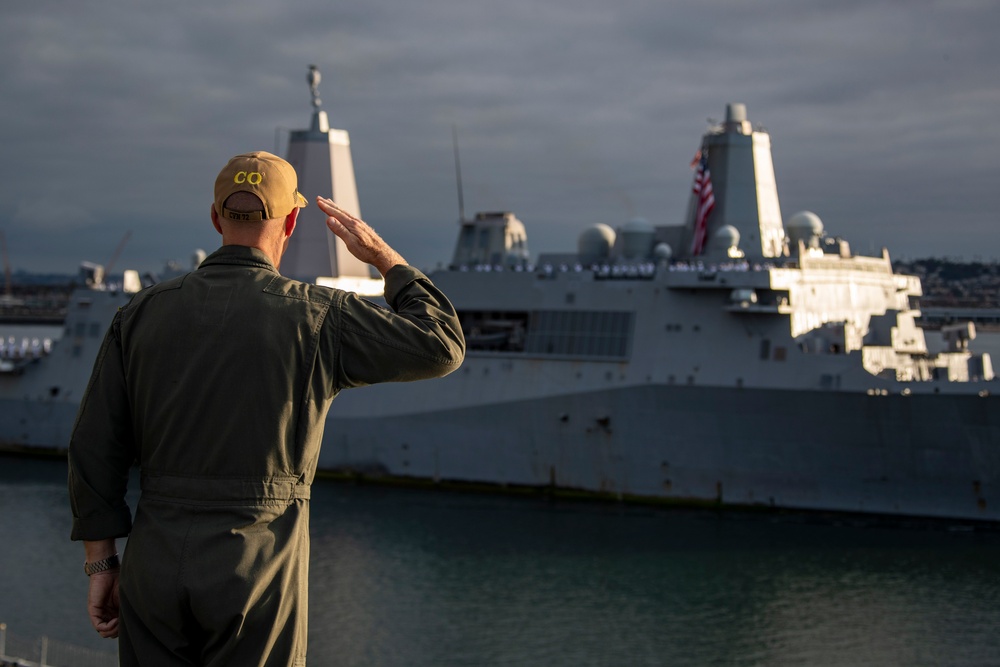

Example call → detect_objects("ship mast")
282 65 382 294
683 103 785 262
452 124 467 224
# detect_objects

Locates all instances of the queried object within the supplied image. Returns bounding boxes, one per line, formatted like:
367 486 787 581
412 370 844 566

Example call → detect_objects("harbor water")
1 454 999 667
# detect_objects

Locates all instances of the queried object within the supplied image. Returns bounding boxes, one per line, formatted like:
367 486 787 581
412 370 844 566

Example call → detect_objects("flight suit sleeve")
334 265 465 389
68 309 136 541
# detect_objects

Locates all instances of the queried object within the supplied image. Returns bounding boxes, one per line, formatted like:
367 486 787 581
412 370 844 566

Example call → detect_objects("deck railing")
0 622 116 667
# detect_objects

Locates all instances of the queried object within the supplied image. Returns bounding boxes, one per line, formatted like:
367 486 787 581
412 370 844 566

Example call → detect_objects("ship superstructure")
320 102 997 522
0 74 995 522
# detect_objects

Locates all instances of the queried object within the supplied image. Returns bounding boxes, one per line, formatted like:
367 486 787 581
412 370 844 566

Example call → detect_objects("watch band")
84 553 120 576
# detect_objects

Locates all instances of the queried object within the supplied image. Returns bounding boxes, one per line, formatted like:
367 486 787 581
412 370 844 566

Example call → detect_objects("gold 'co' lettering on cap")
234 171 263 185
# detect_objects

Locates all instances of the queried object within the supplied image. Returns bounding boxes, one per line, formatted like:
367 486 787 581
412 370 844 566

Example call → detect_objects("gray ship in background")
2 70 997 523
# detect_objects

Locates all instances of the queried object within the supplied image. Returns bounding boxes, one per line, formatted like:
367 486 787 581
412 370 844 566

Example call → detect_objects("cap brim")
294 191 308 208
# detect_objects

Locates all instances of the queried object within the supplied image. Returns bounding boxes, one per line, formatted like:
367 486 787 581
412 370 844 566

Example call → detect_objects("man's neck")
220 236 282 271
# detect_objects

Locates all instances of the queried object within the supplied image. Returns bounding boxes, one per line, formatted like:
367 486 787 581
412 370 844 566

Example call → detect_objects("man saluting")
68 151 465 665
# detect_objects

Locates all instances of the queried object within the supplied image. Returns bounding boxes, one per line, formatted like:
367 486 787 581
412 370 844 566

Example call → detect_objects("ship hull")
0 397 79 455
321 382 999 522
3 379 995 522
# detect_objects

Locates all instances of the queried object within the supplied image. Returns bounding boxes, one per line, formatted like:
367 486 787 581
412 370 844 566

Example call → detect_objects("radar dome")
714 225 740 248
786 211 824 249
653 243 673 261
620 217 654 260
578 224 616 262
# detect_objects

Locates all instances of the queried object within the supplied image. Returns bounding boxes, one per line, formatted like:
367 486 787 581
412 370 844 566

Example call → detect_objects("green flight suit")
68 245 465 666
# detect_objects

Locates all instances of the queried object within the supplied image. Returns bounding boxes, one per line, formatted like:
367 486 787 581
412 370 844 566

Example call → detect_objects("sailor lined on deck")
68 151 465 666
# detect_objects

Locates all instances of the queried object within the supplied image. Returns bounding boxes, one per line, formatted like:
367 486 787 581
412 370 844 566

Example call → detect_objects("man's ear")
284 207 299 238
211 204 223 235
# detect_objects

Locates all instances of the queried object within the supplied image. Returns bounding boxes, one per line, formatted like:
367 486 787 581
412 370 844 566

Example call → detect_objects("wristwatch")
84 553 120 576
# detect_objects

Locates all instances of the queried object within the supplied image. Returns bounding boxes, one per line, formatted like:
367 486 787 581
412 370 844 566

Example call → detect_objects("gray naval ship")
2 71 997 523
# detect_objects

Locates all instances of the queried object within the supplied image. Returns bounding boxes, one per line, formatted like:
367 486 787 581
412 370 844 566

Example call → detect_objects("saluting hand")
317 197 406 277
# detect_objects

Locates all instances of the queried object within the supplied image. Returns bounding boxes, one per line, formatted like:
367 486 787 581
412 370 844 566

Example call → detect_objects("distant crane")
105 230 132 275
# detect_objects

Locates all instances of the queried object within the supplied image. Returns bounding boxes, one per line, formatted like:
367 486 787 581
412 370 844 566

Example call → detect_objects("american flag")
689 151 715 256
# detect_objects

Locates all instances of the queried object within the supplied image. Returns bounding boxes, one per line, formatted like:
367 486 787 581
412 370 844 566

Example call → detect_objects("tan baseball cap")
213 151 308 222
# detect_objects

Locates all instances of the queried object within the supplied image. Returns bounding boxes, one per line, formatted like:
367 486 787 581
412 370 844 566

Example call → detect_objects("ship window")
460 309 634 359
525 310 633 358
760 339 771 360
461 311 529 353
773 346 786 361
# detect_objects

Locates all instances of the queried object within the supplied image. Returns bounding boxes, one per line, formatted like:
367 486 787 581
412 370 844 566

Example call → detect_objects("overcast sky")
1 0 997 275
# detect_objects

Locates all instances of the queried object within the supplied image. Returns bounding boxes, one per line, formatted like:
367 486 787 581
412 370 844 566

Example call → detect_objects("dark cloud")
1 0 998 274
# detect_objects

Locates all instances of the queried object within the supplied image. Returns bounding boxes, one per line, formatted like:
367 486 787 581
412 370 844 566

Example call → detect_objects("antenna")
452 124 466 223
0 230 12 299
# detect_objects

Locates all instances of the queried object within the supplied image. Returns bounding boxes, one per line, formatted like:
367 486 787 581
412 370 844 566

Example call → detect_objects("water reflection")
305 483 1000 666
1 456 998 666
